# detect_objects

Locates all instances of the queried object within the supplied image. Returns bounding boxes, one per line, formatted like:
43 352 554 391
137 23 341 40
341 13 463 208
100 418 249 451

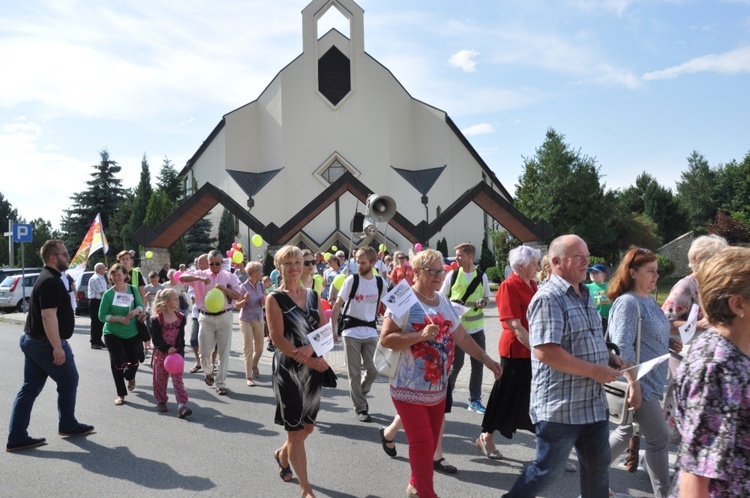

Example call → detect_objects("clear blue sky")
1 0 748 230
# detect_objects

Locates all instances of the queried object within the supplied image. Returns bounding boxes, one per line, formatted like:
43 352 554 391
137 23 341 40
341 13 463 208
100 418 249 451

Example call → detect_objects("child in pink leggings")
150 289 192 418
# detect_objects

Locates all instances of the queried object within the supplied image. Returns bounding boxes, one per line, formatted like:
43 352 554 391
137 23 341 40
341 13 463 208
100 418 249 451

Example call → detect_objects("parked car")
0 273 40 312
0 267 43 283
74 270 96 315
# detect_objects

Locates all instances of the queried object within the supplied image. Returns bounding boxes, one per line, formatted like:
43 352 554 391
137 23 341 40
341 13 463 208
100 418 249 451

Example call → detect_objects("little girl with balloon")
150 288 192 419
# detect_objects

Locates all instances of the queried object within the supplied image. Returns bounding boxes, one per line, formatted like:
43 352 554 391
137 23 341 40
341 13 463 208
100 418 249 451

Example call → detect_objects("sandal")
476 436 503 460
433 457 458 474
274 449 294 482
379 426 397 457
189 365 202 373
217 387 228 395
205 375 215 387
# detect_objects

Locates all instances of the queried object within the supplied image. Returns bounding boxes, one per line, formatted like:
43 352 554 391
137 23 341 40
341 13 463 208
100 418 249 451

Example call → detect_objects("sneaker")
177 405 192 419
156 403 168 412
6 437 47 452
91 343 102 350
357 411 372 423
59 424 94 437
467 400 486 414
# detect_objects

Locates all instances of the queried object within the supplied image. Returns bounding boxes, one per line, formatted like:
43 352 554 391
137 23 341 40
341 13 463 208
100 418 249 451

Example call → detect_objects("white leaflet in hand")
677 303 700 346
619 353 670 380
307 322 335 357
381 279 419 318
451 302 470 317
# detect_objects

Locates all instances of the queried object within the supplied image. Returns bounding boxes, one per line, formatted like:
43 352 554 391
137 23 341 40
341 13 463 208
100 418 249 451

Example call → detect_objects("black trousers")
89 299 103 345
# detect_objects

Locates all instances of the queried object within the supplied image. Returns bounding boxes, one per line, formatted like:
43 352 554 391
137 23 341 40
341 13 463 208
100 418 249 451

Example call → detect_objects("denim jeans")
504 419 611 498
8 334 81 444
448 329 485 403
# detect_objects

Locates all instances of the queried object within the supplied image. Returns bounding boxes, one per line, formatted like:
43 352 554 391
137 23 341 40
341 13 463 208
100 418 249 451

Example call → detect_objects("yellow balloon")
145 251 153 259
232 251 244 264
205 288 226 313
324 252 331 260
236 243 242 249
333 273 346 290
252 234 263 247
331 245 338 251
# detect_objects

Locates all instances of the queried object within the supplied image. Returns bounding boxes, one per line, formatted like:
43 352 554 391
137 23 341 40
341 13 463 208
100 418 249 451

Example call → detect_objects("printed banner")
307 322 335 357
381 279 419 318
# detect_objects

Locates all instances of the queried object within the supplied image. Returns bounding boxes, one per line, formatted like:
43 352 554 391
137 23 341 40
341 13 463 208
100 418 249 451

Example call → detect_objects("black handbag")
321 367 337 388
129 285 151 341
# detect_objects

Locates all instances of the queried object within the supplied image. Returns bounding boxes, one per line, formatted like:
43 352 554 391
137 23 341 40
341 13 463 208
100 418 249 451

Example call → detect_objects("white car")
0 273 40 313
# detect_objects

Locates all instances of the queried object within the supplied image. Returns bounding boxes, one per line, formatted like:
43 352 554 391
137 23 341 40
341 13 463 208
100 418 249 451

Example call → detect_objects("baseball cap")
587 263 607 274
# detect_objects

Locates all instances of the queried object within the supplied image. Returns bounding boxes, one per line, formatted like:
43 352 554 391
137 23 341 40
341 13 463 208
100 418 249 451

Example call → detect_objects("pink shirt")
182 269 241 312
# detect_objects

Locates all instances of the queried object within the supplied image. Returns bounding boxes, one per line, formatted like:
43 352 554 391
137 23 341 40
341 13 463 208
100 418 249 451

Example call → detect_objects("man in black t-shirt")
6 240 94 452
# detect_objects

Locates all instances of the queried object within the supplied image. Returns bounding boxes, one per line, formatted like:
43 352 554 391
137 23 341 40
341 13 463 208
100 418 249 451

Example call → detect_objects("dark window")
318 46 351 106
321 160 346 184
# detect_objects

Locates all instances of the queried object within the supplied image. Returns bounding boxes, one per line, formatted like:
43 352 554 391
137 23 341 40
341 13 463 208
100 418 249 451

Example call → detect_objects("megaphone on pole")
366 195 396 223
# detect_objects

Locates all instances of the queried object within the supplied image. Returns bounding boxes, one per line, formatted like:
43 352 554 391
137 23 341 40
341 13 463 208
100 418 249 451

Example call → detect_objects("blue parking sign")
13 224 32 243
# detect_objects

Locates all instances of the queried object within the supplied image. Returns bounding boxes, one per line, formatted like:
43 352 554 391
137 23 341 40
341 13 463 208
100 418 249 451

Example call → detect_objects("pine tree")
157 156 183 201
60 149 125 250
217 208 236 253
184 215 216 261
122 154 153 256
0 192 21 266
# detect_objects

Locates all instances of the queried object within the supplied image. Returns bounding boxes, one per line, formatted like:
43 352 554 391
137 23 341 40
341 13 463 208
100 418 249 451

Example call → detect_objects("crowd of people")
7 235 750 498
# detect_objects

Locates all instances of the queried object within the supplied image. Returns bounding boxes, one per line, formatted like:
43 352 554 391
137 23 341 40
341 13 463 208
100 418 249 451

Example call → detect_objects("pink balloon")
226 250 232 257
164 353 184 375
325 309 332 320
414 243 423 252
232 243 239 250
173 270 183 282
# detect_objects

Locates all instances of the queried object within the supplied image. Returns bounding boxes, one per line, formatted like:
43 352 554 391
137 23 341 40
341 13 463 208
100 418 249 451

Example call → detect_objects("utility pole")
3 220 14 267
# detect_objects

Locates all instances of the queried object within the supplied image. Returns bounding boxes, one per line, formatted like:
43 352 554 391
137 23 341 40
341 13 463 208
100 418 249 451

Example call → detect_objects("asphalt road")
0 309 660 498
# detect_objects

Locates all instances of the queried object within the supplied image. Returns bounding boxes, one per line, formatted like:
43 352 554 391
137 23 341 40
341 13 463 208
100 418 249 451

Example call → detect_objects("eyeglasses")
303 260 315 266
208 262 222 267
419 267 447 277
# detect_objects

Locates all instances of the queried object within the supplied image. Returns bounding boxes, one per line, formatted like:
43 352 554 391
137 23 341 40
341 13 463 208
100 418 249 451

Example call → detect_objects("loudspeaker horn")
366 194 397 223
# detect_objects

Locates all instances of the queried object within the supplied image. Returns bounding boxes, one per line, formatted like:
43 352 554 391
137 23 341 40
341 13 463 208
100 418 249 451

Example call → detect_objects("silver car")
0 273 40 313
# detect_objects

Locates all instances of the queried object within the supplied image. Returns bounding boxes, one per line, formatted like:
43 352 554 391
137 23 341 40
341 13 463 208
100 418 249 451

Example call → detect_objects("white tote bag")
374 341 401 378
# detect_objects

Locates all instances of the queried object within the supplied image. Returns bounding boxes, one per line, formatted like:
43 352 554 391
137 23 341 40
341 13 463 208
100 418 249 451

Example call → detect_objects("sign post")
12 224 33 312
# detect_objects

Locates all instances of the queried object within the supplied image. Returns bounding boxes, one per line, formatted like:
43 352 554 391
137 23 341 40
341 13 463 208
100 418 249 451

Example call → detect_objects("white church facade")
134 0 550 259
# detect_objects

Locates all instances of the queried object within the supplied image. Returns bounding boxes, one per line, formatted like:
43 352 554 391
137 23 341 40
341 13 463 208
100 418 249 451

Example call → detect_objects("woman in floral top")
381 249 502 498
671 246 750 497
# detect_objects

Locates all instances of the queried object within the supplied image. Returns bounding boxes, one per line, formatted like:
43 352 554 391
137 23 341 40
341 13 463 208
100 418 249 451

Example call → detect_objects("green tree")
217 209 236 253
122 154 153 256
612 212 662 252
60 149 125 250
143 191 188 266
157 156 183 201
676 151 717 232
644 182 687 242
714 151 750 218
436 237 448 257
184 215 216 261
616 172 657 215
490 229 520 277
479 237 495 271
515 128 616 259
0 192 21 266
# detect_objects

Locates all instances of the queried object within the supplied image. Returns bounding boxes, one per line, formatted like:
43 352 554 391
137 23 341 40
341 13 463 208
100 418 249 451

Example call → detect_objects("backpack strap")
340 274 360 318
460 270 485 303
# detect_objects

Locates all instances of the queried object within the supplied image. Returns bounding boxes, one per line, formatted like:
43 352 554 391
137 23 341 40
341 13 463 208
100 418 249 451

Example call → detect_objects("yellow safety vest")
449 269 485 330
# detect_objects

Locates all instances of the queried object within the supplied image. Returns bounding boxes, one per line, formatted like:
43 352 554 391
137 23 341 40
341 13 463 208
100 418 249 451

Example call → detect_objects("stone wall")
138 248 170 278
658 231 693 278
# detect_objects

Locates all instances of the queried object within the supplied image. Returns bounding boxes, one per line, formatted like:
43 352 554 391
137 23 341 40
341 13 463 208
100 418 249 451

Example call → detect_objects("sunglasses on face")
398 256 406 260
303 260 315 266
209 262 222 267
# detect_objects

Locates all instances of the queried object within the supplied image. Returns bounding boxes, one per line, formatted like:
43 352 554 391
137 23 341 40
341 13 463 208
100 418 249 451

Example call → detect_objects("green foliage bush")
656 254 675 280
485 266 503 283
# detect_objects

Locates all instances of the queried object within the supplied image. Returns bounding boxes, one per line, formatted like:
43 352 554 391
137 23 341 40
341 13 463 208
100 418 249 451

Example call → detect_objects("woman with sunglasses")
380 249 502 498
389 251 414 288
607 247 671 498
300 249 323 296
